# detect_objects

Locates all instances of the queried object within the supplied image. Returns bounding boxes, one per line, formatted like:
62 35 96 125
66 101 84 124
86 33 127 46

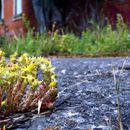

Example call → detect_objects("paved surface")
13 58 130 130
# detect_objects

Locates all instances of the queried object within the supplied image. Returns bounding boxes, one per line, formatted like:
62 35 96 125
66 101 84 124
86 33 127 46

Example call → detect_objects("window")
0 0 4 20
13 0 22 17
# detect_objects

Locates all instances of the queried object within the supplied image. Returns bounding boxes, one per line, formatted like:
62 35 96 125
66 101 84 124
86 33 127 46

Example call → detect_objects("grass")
0 15 130 57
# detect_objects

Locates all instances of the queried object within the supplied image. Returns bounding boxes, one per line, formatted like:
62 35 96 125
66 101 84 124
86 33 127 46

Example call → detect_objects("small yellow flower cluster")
0 49 57 115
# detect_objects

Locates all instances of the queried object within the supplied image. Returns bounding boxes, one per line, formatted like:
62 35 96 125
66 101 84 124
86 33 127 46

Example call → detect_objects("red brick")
0 0 37 36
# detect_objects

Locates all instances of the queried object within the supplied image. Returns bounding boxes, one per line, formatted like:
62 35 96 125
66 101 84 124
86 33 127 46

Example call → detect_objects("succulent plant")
0 49 57 115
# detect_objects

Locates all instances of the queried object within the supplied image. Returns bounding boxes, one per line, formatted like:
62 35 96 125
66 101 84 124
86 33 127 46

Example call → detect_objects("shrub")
0 50 57 115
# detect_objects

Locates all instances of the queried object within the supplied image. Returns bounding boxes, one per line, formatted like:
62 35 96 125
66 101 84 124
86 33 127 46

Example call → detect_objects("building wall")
23 0 37 32
103 0 130 27
0 0 37 36
0 0 130 36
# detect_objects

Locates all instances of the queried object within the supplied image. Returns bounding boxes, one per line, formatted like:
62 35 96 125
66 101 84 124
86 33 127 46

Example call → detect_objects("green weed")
0 15 130 57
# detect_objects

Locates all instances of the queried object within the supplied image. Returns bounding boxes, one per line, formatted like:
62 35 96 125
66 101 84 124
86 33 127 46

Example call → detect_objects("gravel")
4 57 130 130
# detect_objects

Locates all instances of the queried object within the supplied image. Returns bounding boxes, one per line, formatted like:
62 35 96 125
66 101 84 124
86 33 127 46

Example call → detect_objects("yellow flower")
22 53 29 58
0 51 57 115
18 53 29 63
26 74 34 83
49 81 57 88
0 49 5 57
51 74 57 80
27 63 35 72
0 66 4 72
1 99 6 107
31 79 42 89
10 52 18 62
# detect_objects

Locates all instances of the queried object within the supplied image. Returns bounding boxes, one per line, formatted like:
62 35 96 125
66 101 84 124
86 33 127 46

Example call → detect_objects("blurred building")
0 0 130 36
0 0 37 36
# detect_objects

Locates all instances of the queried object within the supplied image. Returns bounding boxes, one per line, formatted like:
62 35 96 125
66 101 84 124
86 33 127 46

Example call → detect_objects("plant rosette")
0 50 57 115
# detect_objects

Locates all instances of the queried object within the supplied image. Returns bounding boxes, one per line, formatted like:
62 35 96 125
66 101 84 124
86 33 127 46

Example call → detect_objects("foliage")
0 50 57 115
0 14 130 57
